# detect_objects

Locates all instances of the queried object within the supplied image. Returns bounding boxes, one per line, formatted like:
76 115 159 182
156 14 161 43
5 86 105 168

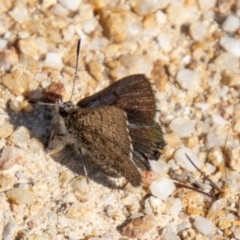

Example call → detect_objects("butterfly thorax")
55 99 77 118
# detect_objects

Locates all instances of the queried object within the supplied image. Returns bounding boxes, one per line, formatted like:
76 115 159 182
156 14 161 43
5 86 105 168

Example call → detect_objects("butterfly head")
55 99 75 118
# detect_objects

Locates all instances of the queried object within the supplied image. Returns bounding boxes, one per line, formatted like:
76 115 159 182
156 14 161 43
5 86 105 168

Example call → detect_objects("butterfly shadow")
5 100 123 190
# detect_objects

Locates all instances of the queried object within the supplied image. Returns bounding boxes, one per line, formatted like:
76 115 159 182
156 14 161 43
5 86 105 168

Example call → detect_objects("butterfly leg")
78 147 89 183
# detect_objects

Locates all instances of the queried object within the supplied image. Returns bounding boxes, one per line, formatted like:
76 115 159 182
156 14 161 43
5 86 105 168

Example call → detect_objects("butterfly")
49 74 164 187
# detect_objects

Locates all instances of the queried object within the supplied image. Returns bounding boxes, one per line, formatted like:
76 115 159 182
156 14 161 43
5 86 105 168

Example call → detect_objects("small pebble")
222 15 240 32
82 18 98 35
59 0 82 11
52 3 69 16
101 10 141 43
198 0 216 10
218 219 231 230
150 159 169 176
161 226 180 240
28 138 43 153
150 178 176 201
169 117 196 138
0 123 14 138
9 4 29 24
208 147 224 166
189 21 208 41
234 119 240 133
176 68 200 91
8 99 22 112
193 216 213 235
132 0 170 16
166 3 192 27
0 39 7 50
10 126 30 149
2 71 30 95
18 38 38 58
234 227 240 240
220 37 240 57
164 197 182 218
174 147 202 171
43 52 63 69
67 201 92 220
2 220 17 239
207 199 227 220
214 52 239 70
0 146 24 170
71 176 89 194
7 188 35 205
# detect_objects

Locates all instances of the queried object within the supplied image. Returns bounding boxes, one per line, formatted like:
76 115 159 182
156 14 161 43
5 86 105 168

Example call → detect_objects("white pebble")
150 178 176 201
207 198 227 219
157 34 172 52
166 3 192 27
10 126 30 149
63 24 75 41
211 113 227 125
103 194 117 206
164 197 182 218
42 0 57 8
222 15 240 32
51 3 69 17
208 147 224 167
161 226 180 240
206 132 226 149
44 52 63 69
176 68 200 91
0 146 24 170
174 147 202 171
71 176 89 194
205 163 216 174
9 4 29 24
189 21 208 41
220 37 240 57
150 159 169 176
87 37 108 51
35 37 48 54
18 31 30 39
169 117 196 138
132 0 170 16
144 196 163 215
193 216 213 235
2 220 17 239
234 227 240 240
0 21 5 35
29 138 43 153
195 102 210 111
214 52 239 70
156 10 167 24
0 39 7 50
59 0 81 11
120 54 153 77
7 188 35 205
197 0 216 10
82 18 98 35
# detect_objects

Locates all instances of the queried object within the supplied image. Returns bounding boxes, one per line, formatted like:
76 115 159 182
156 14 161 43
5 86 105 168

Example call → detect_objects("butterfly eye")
59 107 69 118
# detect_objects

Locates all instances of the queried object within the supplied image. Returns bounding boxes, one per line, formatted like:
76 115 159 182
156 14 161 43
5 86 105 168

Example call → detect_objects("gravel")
0 0 240 239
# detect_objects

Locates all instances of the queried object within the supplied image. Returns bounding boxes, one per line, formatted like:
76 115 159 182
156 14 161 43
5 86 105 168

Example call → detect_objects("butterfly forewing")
77 74 156 125
64 105 142 187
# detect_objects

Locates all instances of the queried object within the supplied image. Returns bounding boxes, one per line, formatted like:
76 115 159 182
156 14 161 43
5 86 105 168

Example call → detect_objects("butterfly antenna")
28 100 55 107
70 39 81 102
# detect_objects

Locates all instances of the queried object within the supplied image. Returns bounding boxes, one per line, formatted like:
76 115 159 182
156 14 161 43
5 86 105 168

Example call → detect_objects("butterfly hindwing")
64 105 142 186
